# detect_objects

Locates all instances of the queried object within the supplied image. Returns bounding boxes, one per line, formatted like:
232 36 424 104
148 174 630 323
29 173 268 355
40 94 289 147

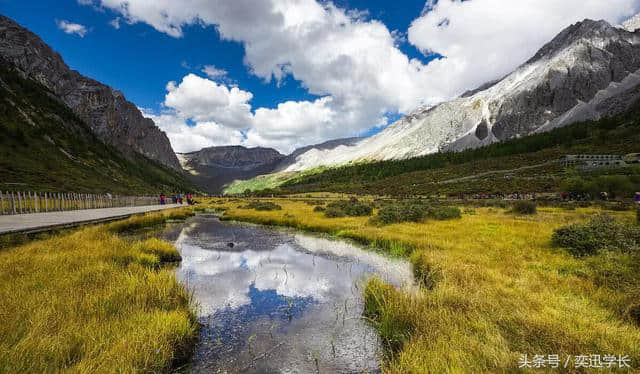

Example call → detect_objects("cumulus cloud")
164 74 253 128
146 74 374 153
55 19 88 37
82 0 640 153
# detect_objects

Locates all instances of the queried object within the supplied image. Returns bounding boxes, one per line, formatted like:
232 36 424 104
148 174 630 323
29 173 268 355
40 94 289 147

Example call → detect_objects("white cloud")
164 73 253 129
147 74 374 153
109 17 120 29
143 109 245 153
83 0 640 153
202 65 228 79
55 19 88 37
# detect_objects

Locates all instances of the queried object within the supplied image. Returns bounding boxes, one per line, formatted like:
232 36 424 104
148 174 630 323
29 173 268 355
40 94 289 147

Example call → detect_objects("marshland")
1 197 639 372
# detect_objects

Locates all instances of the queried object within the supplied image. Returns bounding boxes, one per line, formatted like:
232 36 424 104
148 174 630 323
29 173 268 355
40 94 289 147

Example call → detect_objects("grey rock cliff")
180 146 284 171
0 15 182 171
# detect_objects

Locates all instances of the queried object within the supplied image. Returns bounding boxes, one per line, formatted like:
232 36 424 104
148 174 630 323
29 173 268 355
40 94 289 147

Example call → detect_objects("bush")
243 201 282 211
313 205 326 212
512 201 537 215
324 207 346 218
427 206 462 220
377 204 426 225
552 215 640 257
324 199 373 218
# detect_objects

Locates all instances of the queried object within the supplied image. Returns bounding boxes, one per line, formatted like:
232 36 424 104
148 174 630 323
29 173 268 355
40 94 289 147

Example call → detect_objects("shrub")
313 205 326 212
427 206 462 220
243 201 282 211
324 199 373 218
324 207 346 218
552 215 640 257
512 201 537 215
376 204 426 225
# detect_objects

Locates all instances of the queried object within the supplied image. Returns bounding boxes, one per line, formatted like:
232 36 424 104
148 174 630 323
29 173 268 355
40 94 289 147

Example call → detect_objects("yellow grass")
210 198 640 372
0 211 197 373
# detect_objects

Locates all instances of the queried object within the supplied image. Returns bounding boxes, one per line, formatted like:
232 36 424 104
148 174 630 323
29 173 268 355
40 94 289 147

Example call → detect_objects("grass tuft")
134 238 182 263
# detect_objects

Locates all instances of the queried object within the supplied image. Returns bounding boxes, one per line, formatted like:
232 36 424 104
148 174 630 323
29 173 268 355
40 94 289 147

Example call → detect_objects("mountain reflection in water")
157 216 412 373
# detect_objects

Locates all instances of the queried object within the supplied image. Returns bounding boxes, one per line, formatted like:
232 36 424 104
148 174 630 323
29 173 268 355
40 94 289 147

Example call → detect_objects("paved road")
0 204 183 235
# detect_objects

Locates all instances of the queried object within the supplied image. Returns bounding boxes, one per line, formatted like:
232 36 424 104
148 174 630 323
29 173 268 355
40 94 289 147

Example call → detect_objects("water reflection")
158 216 412 373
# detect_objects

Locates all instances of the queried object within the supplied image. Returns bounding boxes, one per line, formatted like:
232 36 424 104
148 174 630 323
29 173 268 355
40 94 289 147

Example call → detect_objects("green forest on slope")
0 62 195 194
252 102 640 197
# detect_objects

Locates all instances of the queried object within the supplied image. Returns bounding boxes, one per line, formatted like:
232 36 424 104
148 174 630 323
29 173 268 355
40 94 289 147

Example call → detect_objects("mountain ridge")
179 137 361 193
0 58 194 193
278 18 640 172
0 14 182 171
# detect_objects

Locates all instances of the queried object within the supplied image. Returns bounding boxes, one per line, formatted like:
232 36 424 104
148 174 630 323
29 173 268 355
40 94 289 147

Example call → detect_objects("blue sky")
1 1 636 153
0 0 427 113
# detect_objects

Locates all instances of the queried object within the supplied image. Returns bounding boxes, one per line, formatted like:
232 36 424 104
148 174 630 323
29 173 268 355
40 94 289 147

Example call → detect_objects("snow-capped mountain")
283 18 640 172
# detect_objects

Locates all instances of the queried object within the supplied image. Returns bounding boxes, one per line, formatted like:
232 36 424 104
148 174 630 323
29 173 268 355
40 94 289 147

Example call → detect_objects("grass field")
0 209 198 373
207 197 640 372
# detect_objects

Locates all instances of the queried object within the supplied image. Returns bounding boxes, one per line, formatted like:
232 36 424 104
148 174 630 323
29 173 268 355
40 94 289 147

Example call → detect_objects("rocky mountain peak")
0 14 182 171
280 17 640 172
529 19 633 63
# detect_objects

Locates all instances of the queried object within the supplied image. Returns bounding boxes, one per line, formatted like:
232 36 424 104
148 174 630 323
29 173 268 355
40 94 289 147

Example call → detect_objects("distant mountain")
0 15 182 171
181 138 362 194
282 17 640 172
178 146 285 193
0 58 194 194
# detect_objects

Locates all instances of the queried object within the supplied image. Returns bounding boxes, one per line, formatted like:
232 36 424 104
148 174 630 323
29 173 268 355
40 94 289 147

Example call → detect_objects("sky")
1 0 639 155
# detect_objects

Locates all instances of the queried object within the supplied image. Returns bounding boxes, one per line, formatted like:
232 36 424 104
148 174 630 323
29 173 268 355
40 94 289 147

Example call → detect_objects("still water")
156 215 412 373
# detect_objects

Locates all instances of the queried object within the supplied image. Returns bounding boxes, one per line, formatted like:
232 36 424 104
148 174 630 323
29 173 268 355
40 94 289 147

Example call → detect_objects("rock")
227 242 235 248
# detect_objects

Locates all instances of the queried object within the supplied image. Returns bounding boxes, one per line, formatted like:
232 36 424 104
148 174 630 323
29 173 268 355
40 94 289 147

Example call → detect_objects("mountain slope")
281 99 640 196
282 18 640 172
0 58 194 194
0 14 182 171
178 146 285 194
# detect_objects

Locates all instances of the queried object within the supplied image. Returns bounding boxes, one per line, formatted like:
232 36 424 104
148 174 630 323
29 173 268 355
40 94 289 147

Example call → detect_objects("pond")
156 215 412 373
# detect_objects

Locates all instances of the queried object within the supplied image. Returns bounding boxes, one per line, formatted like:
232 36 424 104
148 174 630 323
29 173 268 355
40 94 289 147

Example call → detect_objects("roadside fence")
0 191 162 215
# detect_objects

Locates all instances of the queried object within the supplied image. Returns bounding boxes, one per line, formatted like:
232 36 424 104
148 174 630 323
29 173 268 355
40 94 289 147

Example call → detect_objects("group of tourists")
159 193 196 206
